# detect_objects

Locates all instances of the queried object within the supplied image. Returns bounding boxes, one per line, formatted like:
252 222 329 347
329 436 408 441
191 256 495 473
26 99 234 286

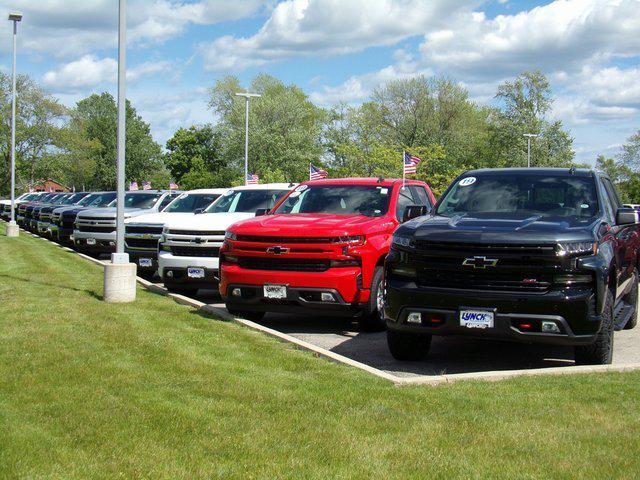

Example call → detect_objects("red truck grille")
237 257 330 272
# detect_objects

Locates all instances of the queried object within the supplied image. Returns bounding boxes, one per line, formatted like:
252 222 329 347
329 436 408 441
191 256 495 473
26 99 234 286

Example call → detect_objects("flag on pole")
142 181 152 190
310 164 328 180
246 172 259 185
403 152 422 174
169 180 178 190
129 181 139 191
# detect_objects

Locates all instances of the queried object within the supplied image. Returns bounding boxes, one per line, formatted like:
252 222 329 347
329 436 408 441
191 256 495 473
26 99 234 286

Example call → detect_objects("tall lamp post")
235 92 261 185
523 133 539 168
5 13 22 238
103 0 136 303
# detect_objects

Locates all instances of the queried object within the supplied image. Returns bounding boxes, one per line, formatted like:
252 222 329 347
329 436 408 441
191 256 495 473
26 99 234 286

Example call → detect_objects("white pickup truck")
124 188 227 277
158 183 295 294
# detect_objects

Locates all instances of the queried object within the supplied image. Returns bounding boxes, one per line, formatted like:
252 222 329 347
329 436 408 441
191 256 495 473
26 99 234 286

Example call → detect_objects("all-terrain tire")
623 270 638 330
575 289 615 365
358 266 386 332
387 329 432 361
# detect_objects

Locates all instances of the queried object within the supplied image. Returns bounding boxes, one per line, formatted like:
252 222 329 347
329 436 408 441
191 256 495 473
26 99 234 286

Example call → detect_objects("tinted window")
437 174 599 219
395 187 416 221
86 192 117 207
274 185 391 217
163 193 221 213
410 186 431 207
123 193 162 209
207 190 288 214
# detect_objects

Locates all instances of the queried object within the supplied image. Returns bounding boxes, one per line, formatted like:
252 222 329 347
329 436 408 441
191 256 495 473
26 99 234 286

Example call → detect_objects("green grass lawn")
1 229 640 479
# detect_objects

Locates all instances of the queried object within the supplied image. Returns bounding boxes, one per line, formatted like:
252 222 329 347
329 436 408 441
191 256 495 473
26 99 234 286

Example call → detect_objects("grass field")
1 229 640 479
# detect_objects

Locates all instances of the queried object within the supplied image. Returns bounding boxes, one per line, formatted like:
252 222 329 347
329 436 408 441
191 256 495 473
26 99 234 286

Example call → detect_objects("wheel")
623 270 638 330
358 266 386 331
166 285 199 296
575 289 615 365
227 308 265 322
387 329 431 361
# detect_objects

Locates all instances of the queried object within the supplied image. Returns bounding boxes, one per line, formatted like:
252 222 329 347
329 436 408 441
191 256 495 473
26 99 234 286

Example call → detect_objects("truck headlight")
392 234 414 248
557 241 598 257
225 231 236 241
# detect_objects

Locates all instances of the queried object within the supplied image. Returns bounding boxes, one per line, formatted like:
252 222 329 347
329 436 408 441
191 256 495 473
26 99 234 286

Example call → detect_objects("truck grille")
170 246 221 257
77 225 114 233
127 225 163 234
126 238 159 249
416 269 552 293
236 235 334 244
168 229 225 236
237 257 330 272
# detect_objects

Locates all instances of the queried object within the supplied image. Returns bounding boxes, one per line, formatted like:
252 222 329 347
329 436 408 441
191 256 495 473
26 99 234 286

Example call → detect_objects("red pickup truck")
220 177 436 329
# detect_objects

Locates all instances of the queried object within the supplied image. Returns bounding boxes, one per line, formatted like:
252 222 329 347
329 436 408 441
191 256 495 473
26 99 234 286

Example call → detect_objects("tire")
358 266 386 332
227 308 265 322
623 270 638 330
387 329 432 361
575 289 615 365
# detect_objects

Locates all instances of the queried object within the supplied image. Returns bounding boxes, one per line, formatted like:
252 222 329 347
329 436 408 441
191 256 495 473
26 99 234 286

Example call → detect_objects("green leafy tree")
164 125 226 182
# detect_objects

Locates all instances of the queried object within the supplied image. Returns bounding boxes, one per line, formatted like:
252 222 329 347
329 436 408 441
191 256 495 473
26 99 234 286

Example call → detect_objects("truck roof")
464 167 594 177
185 188 229 194
302 177 420 187
228 183 297 191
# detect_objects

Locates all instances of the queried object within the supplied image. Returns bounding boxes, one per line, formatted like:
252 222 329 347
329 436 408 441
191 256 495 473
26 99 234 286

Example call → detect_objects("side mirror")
255 208 270 217
402 205 427 223
194 208 205 215
616 207 638 226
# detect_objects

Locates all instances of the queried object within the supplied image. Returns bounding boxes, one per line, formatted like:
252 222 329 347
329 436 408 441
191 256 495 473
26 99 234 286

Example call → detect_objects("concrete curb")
17 224 640 387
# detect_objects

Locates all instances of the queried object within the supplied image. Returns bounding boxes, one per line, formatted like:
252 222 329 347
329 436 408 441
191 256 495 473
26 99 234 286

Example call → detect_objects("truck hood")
164 212 255 231
125 211 195 225
78 207 150 219
231 213 391 237
404 213 600 244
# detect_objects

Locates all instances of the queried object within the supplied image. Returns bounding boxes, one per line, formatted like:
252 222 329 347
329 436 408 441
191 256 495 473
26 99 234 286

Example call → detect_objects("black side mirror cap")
402 205 428 223
616 207 638 226
255 208 270 217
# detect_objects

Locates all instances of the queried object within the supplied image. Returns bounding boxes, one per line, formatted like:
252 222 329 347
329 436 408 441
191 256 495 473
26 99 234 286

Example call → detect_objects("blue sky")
0 0 638 165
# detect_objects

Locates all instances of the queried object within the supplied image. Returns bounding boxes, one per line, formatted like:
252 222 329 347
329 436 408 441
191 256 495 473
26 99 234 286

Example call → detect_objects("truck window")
274 185 391 217
395 187 417 221
206 190 288 214
409 186 431 208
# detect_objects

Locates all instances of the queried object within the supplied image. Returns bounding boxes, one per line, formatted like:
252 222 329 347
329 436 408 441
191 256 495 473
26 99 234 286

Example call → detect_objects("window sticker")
295 185 308 192
378 187 389 195
289 191 301 198
580 204 589 209
459 177 476 187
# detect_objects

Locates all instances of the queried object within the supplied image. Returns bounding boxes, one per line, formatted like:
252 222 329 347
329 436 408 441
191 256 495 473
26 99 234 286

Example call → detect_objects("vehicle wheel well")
376 254 387 267
608 269 617 296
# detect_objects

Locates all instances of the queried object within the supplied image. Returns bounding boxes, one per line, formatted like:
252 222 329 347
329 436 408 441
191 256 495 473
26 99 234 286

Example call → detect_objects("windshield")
60 194 83 205
206 189 288 213
123 193 162 209
437 174 599 219
274 185 392 217
85 192 117 208
163 193 221 213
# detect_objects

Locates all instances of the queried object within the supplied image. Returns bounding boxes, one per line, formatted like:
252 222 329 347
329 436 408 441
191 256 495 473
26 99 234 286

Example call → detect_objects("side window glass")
603 179 622 210
409 186 431 208
395 187 417 221
159 195 174 211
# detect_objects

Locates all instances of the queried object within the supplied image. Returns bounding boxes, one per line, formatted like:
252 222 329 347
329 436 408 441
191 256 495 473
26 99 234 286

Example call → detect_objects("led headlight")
225 231 237 241
557 241 598 257
392 234 414 248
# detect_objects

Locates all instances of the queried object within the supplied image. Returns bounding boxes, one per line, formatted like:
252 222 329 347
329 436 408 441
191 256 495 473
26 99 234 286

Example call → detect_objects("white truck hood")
164 212 255 232
125 211 195 225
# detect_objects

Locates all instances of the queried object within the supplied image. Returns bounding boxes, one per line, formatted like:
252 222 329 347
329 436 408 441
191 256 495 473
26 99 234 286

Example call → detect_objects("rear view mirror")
402 205 427 223
194 208 205 215
616 207 638 226
255 208 270 217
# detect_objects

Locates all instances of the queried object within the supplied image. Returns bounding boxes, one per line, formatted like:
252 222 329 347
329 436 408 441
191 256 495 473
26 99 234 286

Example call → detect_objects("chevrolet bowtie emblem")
267 246 290 255
462 256 498 269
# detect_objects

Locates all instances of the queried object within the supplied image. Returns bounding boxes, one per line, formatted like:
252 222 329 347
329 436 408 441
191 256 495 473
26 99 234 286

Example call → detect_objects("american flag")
142 181 152 190
129 181 139 191
310 164 328 180
169 181 178 190
246 173 259 185
403 152 422 174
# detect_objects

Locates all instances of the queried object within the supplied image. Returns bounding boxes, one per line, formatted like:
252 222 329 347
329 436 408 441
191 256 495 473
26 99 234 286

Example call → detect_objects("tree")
208 74 325 182
620 130 640 171
0 73 66 195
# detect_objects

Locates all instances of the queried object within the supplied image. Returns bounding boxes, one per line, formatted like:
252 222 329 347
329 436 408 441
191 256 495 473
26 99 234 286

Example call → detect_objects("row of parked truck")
3 168 638 365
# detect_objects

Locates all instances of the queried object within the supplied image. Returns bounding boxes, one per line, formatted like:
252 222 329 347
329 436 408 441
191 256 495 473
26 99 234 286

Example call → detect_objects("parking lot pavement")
193 289 639 379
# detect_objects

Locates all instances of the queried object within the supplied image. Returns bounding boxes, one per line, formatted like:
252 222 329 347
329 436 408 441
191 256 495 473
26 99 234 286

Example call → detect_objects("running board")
614 301 635 331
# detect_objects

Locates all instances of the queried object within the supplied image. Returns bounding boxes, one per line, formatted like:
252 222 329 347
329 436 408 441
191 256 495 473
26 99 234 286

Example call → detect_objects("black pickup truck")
385 168 639 365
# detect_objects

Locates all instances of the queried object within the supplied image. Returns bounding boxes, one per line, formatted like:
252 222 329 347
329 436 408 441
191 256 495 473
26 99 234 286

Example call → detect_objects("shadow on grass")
0 273 103 300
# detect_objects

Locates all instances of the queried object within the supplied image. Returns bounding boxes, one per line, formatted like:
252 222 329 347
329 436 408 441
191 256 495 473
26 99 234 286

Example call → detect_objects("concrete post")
5 223 19 237
103 262 137 303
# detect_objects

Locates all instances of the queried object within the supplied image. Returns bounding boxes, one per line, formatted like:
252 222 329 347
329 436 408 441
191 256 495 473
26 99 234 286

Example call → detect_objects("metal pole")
244 97 249 185
113 0 127 263
527 137 531 168
9 19 18 225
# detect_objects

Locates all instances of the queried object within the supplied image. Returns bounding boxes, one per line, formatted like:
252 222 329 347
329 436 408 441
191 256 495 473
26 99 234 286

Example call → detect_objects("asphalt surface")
192 288 640 379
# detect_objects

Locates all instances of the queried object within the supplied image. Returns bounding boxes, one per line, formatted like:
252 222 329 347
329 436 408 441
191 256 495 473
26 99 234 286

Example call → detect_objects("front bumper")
37 221 51 235
384 278 599 346
73 231 116 253
158 251 219 288
127 250 159 272
220 264 368 316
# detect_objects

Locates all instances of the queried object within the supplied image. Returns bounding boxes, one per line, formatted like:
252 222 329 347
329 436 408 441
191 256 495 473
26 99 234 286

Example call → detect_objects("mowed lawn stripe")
1 231 639 479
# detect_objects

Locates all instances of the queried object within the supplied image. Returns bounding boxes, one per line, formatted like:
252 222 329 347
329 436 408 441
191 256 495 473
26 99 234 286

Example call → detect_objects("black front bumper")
73 238 116 254
127 250 159 272
222 284 365 318
384 278 600 346
162 267 219 290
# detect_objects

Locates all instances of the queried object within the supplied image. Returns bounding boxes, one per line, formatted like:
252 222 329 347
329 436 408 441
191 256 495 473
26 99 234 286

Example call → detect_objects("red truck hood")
231 213 392 237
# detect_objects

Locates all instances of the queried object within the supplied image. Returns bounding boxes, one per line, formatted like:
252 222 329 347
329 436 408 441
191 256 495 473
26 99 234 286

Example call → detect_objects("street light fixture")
523 133 539 168
5 13 22 238
235 92 261 185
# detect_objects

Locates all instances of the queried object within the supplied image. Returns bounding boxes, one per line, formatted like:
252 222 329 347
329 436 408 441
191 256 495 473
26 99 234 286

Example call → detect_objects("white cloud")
42 55 171 92
199 0 472 71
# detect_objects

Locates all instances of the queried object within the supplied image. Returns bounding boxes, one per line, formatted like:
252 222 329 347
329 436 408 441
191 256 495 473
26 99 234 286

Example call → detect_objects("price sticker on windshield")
459 177 476 187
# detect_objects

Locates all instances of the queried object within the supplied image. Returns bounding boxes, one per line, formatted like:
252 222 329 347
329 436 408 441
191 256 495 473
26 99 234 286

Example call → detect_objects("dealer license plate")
263 284 287 299
460 309 494 329
187 267 205 278
86 238 96 245
139 258 153 267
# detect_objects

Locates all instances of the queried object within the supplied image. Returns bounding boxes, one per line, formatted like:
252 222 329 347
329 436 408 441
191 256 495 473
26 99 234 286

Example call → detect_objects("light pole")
235 92 261 185
5 13 22 238
103 0 136 303
523 133 539 168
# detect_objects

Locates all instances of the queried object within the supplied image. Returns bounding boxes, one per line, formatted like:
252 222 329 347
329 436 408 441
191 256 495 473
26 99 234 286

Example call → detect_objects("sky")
0 0 638 165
